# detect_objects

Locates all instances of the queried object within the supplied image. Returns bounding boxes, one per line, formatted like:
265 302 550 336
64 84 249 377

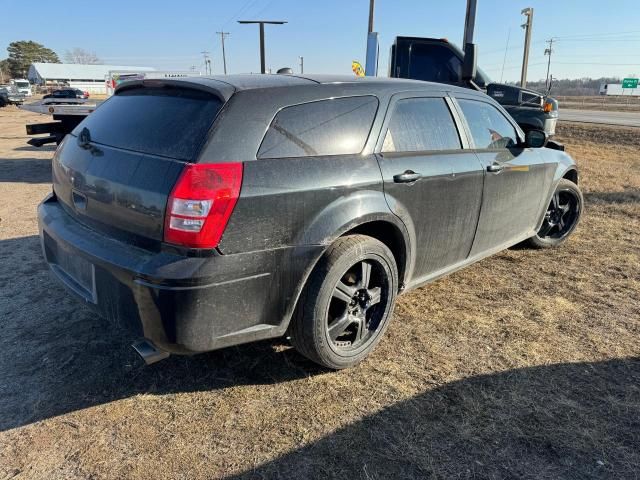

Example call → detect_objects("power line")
553 29 640 40
553 61 640 66
500 28 511 83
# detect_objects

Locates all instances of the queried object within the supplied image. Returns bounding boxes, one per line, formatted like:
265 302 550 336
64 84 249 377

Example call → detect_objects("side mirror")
525 129 548 148
462 43 477 82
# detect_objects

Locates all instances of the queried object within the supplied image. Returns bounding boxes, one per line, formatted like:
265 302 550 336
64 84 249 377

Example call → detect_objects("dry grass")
556 95 640 112
0 109 639 479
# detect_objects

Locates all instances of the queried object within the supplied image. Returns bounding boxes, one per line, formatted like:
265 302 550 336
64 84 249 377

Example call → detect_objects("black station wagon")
38 74 582 369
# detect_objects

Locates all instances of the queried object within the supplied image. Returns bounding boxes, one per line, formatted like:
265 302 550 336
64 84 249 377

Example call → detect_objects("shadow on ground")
0 235 326 433
585 188 640 205
0 157 52 183
228 357 640 479
13 145 57 153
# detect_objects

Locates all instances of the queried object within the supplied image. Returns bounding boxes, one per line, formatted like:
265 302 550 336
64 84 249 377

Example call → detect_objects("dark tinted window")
457 99 518 149
257 96 378 159
382 98 461 153
73 87 223 161
408 43 462 83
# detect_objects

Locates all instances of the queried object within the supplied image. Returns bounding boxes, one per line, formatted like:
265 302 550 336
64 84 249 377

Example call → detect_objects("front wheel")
525 178 583 249
289 235 398 369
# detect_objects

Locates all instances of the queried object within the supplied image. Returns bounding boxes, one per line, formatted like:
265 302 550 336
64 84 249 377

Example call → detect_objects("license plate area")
50 243 97 304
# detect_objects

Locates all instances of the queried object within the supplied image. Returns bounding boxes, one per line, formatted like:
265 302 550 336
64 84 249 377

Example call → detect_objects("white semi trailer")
599 83 640 96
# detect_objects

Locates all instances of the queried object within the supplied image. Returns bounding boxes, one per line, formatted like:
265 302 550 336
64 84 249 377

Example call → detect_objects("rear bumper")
38 194 321 354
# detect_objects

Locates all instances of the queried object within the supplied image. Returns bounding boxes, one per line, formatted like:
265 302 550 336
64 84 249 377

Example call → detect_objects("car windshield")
15 82 29 88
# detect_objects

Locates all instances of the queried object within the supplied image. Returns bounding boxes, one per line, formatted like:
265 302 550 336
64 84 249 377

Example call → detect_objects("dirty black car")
38 74 582 369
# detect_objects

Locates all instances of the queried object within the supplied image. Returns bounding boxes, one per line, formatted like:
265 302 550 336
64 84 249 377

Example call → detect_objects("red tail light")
164 162 243 249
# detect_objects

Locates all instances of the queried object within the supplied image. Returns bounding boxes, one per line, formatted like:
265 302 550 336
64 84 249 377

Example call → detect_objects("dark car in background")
0 85 26 106
38 74 582 369
43 88 89 100
389 37 559 136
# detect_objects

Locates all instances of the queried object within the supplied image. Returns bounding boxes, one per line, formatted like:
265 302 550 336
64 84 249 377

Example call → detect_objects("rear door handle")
393 170 421 183
487 163 505 173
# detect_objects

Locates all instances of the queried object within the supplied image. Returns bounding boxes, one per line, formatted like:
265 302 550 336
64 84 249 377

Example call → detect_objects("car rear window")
73 87 223 161
257 96 378 159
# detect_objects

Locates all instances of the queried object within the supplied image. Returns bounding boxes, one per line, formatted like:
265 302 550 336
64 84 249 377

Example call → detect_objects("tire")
525 178 583 249
289 235 398 369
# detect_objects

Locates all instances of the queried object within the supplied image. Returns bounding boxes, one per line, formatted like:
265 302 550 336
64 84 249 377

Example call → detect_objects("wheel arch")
281 210 413 336
341 220 409 290
562 167 579 185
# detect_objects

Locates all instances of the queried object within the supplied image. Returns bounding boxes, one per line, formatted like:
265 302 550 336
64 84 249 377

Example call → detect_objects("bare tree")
64 48 102 64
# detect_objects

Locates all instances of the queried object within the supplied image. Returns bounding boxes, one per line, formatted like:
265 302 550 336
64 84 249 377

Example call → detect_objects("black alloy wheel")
289 235 398 369
538 189 580 240
526 178 583 249
327 259 388 352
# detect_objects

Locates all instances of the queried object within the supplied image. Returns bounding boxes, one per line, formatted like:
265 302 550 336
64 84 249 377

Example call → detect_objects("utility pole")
368 0 375 33
217 31 230 74
365 0 378 76
201 51 211 74
299 56 304 74
520 7 534 88
462 0 477 47
544 37 554 90
238 20 287 74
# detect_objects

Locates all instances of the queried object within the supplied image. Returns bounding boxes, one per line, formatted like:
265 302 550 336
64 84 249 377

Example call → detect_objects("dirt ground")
0 107 638 479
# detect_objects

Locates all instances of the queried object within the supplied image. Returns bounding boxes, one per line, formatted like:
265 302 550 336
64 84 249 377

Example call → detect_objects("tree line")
0 41 102 82
510 77 623 96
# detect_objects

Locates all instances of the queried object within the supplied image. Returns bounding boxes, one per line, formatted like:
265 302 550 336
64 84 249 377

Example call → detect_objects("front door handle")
487 163 505 173
393 170 421 183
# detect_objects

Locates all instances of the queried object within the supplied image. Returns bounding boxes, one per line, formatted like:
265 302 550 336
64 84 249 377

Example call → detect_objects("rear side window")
382 98 461 153
457 99 518 149
74 87 223 161
257 96 378 159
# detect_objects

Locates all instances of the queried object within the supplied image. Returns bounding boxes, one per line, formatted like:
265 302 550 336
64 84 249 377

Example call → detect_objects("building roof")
28 63 155 81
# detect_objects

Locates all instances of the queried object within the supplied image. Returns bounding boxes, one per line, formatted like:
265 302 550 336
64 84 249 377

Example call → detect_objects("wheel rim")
538 188 580 240
326 258 389 352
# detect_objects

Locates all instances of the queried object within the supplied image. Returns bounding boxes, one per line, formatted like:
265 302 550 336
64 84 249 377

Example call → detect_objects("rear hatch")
52 84 225 248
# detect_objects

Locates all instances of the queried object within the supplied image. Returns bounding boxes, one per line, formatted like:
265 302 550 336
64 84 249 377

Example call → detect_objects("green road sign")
622 78 638 89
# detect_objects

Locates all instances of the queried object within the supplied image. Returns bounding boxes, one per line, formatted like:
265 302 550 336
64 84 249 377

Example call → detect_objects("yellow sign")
352 61 365 77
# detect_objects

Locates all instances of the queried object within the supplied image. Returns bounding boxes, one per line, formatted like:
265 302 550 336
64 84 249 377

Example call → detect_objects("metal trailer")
20 100 101 147
20 70 201 147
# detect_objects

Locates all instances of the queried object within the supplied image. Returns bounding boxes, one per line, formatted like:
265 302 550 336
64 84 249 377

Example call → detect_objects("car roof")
204 73 472 93
116 73 478 101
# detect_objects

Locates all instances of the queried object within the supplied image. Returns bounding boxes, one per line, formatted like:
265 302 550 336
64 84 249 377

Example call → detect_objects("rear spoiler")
115 78 236 102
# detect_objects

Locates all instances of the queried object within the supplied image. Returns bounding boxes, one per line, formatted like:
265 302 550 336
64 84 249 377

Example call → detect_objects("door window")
457 99 518 149
382 98 461 153
257 96 378 159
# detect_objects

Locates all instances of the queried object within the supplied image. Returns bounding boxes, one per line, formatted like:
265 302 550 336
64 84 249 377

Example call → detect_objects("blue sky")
1 0 639 81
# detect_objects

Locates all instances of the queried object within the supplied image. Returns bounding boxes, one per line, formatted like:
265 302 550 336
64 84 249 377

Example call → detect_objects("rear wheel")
525 178 583 249
289 235 398 369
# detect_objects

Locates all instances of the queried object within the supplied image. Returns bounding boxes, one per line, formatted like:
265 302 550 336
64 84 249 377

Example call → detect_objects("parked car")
38 74 582 369
0 85 26 106
43 88 89 100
